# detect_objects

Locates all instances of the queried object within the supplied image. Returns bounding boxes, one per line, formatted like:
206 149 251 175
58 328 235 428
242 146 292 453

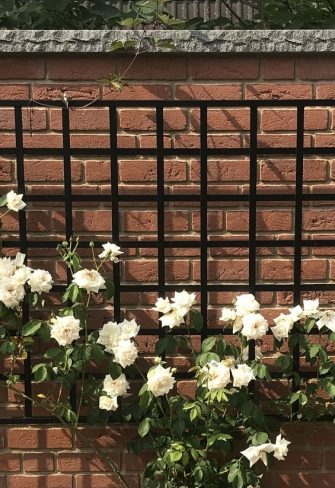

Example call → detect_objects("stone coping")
0 29 334 54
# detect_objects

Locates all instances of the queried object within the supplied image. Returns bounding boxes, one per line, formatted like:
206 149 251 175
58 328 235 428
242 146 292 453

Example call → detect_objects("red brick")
32 84 100 100
123 452 154 471
76 426 137 448
191 108 250 131
265 472 335 488
193 260 249 281
262 57 295 80
191 159 249 182
245 83 313 99
260 259 327 281
123 210 189 232
0 84 30 99
53 210 112 232
297 56 335 79
176 83 242 100
190 56 259 80
303 210 335 231
192 211 223 231
124 260 189 282
0 454 20 472
261 109 328 131
119 160 186 182
260 159 328 182
76 474 139 488
0 159 13 181
0 108 47 131
47 56 187 81
174 134 241 149
50 108 109 131
103 84 172 100
7 427 72 449
119 109 187 131
249 134 311 148
23 453 54 472
26 211 51 232
0 58 45 79
226 210 293 232
25 160 81 182
7 475 72 488
57 452 120 472
71 134 135 149
316 83 335 99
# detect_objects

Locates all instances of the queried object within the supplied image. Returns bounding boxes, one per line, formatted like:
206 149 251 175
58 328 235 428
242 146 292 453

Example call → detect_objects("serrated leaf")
201 336 216 353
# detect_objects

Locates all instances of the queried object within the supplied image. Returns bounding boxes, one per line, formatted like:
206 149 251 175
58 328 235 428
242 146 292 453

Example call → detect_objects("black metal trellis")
1 98 335 423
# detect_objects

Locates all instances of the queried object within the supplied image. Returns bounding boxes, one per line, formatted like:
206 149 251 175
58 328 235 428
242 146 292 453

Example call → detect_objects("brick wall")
1 52 335 486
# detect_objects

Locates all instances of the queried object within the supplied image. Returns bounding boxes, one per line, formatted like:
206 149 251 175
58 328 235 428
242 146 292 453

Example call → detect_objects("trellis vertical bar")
156 105 166 342
15 106 32 418
292 104 305 401
62 108 76 411
200 105 208 338
110 105 121 323
248 105 258 361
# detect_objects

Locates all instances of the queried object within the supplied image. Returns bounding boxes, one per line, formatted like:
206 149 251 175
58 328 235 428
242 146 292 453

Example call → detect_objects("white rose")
220 307 236 322
0 278 25 308
202 360 231 390
12 265 32 285
317 310 335 332
153 297 171 314
233 315 243 334
6 190 26 212
0 256 15 278
112 339 138 368
289 305 303 322
97 321 122 353
50 315 81 346
241 313 268 340
160 309 184 329
231 364 255 388
119 319 140 340
99 395 118 411
171 290 196 316
103 373 129 397
72 268 106 293
98 242 123 263
147 364 175 397
235 294 260 317
271 313 294 341
28 269 53 294
241 443 275 467
272 434 290 461
303 299 320 317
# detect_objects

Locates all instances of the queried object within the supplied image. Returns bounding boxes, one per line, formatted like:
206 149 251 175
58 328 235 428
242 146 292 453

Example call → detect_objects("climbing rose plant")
1 190 335 487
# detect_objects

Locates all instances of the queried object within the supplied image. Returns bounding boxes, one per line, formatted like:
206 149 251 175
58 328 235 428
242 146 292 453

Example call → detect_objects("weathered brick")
190 56 259 80
245 83 313 99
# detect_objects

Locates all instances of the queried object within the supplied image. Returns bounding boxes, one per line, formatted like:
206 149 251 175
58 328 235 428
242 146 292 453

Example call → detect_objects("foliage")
0 0 334 30
1 191 335 488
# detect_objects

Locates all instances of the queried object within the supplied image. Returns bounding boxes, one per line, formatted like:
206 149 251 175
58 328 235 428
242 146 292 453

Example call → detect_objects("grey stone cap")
0 29 334 54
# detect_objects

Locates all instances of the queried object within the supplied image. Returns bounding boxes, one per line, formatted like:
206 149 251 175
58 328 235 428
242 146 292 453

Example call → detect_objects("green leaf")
105 278 115 300
63 283 79 303
0 326 6 340
0 302 8 318
201 336 217 353
32 364 48 383
190 309 203 331
170 450 183 462
309 344 320 358
138 418 150 438
0 195 7 206
22 320 42 337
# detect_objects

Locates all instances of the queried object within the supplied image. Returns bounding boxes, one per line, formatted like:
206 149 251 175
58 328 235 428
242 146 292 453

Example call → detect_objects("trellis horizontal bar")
3 239 335 249
2 99 335 107
1 147 335 157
